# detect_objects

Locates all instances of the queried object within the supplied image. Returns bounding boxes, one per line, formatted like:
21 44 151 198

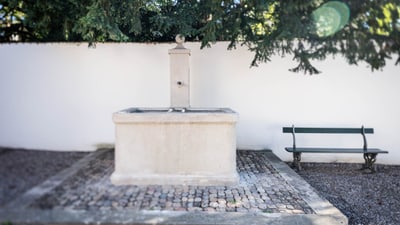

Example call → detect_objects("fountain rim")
113 107 238 123
118 107 236 114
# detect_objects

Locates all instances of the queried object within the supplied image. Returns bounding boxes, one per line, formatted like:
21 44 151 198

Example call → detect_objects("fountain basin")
111 107 239 186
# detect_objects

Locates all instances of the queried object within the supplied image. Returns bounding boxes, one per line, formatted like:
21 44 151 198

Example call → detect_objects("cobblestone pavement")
30 150 314 214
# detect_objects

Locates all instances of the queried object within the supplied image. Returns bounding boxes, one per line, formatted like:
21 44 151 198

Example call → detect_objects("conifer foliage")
1 0 399 74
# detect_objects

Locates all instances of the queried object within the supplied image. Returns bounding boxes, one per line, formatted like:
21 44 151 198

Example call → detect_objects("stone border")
3 149 109 209
0 149 348 225
0 209 346 225
263 150 348 224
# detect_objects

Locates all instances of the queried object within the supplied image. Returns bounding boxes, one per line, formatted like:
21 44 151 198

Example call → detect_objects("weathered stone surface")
111 108 239 186
28 150 316 214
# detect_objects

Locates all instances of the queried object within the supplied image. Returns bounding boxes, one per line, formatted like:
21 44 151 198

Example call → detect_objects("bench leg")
363 153 378 172
293 152 302 171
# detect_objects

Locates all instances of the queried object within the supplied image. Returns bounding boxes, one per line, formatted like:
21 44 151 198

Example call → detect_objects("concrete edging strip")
0 149 348 225
0 209 346 225
4 149 108 209
263 150 348 224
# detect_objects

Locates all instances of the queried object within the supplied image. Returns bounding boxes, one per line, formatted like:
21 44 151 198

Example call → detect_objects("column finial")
175 34 186 49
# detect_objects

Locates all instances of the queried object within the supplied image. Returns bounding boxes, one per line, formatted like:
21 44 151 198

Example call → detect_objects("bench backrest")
282 127 374 134
283 125 373 150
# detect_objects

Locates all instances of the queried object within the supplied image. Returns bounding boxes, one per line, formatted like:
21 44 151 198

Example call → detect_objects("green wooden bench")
282 125 388 172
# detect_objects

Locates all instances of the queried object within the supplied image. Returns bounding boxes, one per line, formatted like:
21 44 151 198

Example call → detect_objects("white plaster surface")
111 108 239 185
0 42 399 164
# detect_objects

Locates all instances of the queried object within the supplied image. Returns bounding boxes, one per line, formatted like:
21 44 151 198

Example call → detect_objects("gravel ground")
0 148 88 207
296 163 400 225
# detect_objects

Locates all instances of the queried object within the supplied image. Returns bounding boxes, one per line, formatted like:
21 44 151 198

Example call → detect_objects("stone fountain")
111 36 239 186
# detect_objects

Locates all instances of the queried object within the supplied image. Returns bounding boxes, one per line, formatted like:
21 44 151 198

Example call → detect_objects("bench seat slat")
285 147 388 154
282 127 374 134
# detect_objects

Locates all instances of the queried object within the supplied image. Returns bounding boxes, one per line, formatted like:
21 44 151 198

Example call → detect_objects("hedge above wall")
1 1 399 74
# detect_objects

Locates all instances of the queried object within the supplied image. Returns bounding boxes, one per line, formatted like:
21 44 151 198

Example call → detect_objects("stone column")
169 35 191 108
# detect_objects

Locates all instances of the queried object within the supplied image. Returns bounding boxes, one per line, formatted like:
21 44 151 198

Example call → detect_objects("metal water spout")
169 35 191 108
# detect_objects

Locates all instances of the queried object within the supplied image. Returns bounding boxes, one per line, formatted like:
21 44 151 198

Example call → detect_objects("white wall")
0 42 399 164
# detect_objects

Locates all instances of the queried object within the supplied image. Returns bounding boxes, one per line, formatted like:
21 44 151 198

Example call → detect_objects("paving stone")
205 207 216 212
209 202 219 208
26 150 315 214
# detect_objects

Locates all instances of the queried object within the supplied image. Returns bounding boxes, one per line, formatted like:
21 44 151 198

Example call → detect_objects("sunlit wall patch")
311 1 350 37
